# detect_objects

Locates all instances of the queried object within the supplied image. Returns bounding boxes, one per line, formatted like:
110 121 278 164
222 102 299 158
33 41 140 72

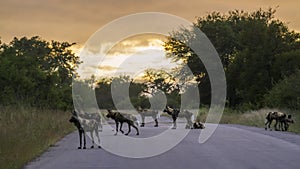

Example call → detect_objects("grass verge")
0 106 74 169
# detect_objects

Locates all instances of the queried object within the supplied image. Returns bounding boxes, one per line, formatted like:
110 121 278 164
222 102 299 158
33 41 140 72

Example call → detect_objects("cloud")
97 65 118 71
107 34 166 56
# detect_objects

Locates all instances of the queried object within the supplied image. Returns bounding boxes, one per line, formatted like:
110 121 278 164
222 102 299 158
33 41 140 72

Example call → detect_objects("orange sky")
1 0 299 46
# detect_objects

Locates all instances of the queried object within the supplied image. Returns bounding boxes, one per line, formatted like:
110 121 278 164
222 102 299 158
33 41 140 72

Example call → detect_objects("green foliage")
164 8 300 108
0 36 80 110
264 70 300 109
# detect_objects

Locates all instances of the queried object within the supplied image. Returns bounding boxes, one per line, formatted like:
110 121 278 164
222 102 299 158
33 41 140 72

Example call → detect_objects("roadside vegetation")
0 106 74 169
0 37 80 169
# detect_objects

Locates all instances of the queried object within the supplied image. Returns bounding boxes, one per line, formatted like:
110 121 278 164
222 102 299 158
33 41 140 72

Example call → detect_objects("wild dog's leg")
125 122 132 135
281 120 285 131
264 119 269 130
114 121 119 135
132 123 139 135
141 115 145 127
94 128 101 148
78 130 83 149
267 119 273 131
90 131 95 148
186 116 193 129
83 130 86 149
120 122 124 134
284 121 290 131
154 119 158 127
278 120 283 131
265 112 271 130
152 115 158 127
274 119 279 131
172 114 177 129
99 121 103 132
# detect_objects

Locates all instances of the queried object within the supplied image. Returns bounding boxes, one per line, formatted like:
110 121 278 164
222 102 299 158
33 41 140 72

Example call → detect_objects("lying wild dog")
193 121 205 129
106 109 139 136
69 111 101 149
79 112 103 132
163 106 194 129
265 111 293 131
137 106 159 127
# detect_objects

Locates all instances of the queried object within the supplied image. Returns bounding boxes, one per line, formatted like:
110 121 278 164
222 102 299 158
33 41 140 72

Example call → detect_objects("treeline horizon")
1 8 299 111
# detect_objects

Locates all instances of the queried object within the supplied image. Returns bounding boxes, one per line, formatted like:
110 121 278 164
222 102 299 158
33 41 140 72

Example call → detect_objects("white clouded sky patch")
77 34 178 79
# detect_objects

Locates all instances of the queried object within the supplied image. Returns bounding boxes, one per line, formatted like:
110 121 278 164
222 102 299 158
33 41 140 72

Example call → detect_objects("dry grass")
0 106 74 169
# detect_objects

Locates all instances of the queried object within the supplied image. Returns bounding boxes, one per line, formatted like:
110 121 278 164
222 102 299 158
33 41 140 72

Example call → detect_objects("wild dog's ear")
72 110 78 116
288 114 292 119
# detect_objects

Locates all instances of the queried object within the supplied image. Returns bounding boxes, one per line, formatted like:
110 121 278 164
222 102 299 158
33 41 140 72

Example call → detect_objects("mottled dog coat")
265 111 294 131
137 107 159 127
163 106 194 129
106 109 139 135
79 112 102 131
69 111 101 149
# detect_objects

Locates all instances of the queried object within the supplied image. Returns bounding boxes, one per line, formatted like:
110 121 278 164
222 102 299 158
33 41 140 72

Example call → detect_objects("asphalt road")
24 121 300 169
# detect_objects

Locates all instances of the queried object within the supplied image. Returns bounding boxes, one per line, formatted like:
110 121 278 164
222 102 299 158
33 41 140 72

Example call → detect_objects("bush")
264 70 300 109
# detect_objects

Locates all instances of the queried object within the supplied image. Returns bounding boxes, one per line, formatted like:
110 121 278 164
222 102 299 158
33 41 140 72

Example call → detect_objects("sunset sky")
1 0 299 78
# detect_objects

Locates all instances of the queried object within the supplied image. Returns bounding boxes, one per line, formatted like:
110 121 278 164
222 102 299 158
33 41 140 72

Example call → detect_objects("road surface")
24 122 300 169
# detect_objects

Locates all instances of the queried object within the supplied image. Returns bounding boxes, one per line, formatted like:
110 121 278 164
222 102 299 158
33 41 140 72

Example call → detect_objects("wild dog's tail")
191 114 195 122
131 115 140 126
156 111 161 119
265 112 271 120
135 119 140 126
136 120 140 126
264 118 268 124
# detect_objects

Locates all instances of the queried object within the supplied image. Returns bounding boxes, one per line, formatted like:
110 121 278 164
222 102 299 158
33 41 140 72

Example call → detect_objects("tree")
164 8 300 108
264 70 300 109
0 36 80 109
95 76 148 109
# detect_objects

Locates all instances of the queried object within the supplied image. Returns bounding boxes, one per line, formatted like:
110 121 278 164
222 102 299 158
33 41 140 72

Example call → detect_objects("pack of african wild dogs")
264 111 294 131
69 107 294 149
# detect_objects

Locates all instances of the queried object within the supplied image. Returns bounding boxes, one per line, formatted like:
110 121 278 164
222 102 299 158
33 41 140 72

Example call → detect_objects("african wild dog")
106 109 139 136
193 121 205 129
79 112 103 132
279 114 294 131
137 106 159 127
265 111 294 131
69 111 101 149
163 106 194 129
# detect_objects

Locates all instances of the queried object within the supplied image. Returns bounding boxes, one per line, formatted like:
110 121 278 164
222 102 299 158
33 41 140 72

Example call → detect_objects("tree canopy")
0 36 80 109
164 8 300 108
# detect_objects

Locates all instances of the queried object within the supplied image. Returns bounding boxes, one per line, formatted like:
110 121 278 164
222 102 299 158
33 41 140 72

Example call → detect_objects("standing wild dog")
106 109 139 135
265 111 293 131
163 106 194 129
79 112 103 132
279 114 294 131
69 111 101 149
137 106 159 127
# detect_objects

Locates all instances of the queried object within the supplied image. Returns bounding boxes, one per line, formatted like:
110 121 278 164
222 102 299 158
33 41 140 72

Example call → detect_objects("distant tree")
95 76 148 109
